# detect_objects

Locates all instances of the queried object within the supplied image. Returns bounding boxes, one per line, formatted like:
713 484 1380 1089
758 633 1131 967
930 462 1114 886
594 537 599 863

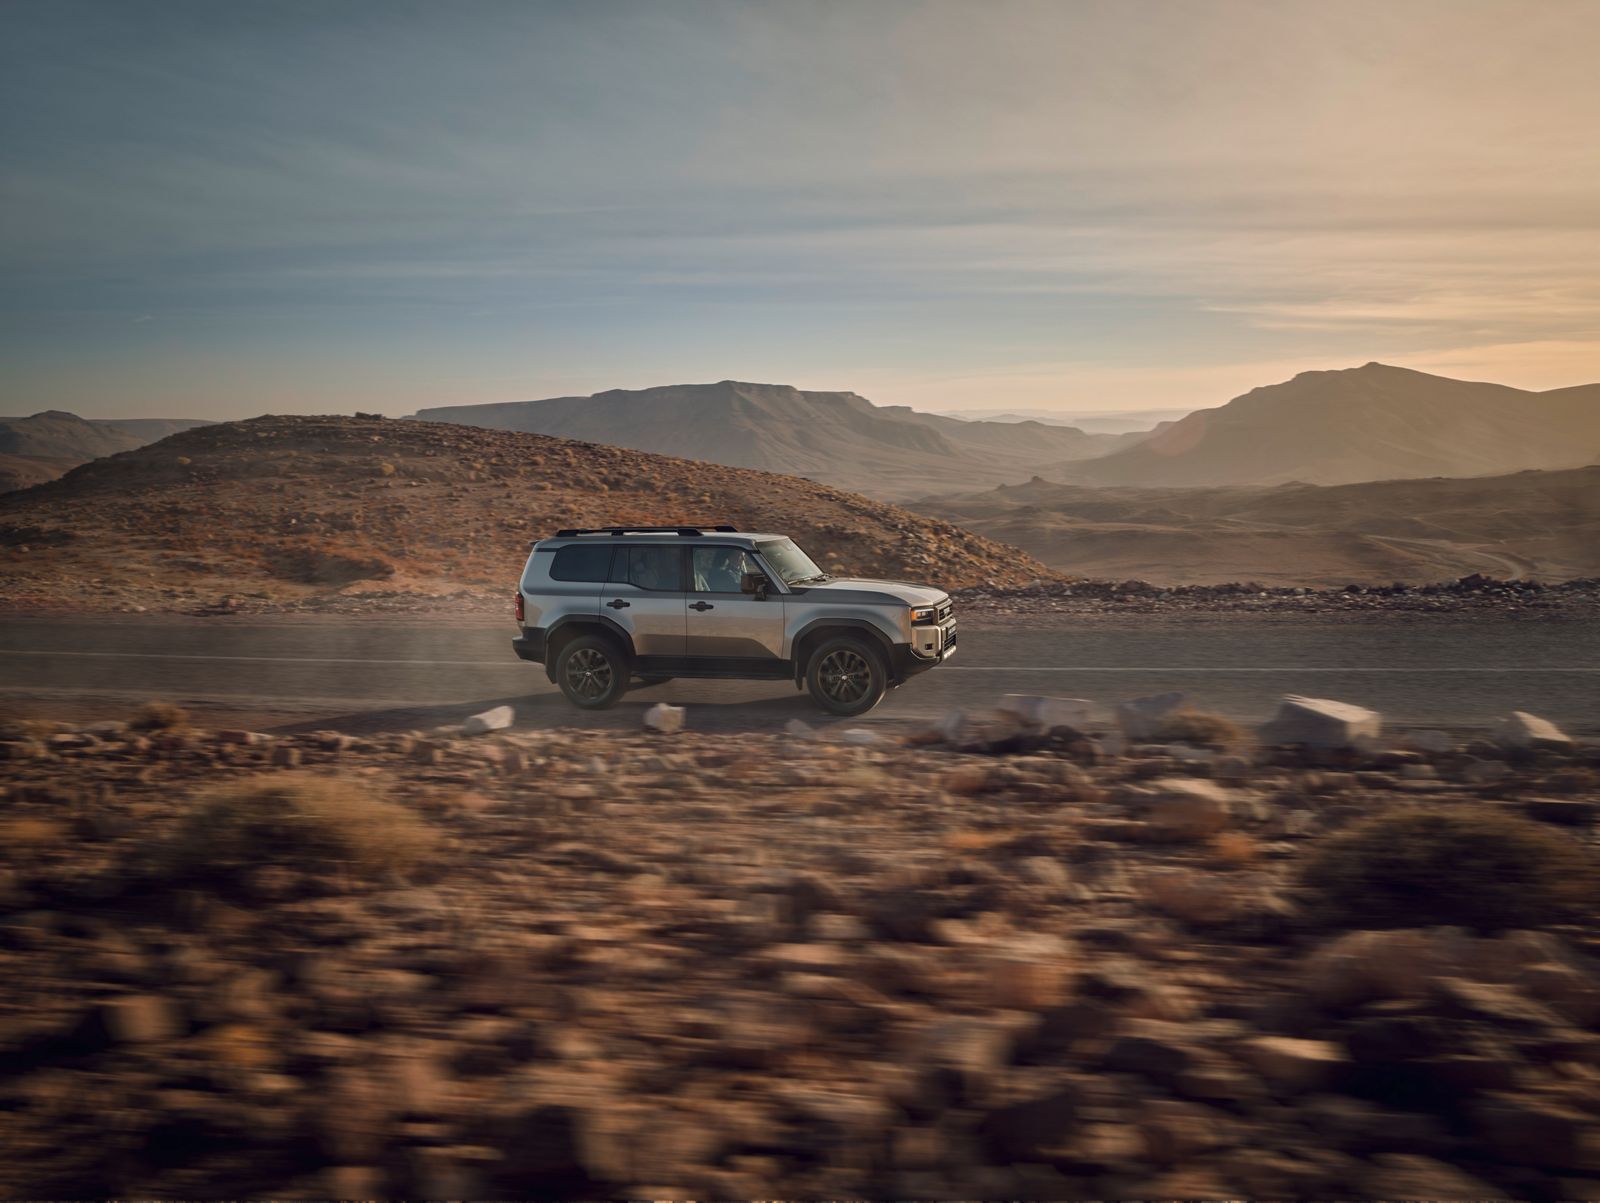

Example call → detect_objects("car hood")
785 576 948 607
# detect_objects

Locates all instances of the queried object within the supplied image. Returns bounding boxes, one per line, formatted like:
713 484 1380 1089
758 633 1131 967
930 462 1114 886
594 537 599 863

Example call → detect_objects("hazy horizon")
3 0 1598 420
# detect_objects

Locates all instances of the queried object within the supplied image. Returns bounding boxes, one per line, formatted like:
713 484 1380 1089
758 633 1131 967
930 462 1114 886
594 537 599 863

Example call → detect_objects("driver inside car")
696 548 749 593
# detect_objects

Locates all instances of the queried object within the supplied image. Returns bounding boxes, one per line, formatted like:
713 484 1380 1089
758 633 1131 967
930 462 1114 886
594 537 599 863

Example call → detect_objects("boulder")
642 703 685 734
1116 691 1188 740
461 706 513 736
99 994 183 1044
1493 710 1572 750
983 934 1075 1009
995 694 1093 734
1138 870 1240 925
1237 1035 1349 1092
1143 778 1232 842
1257 695 1381 748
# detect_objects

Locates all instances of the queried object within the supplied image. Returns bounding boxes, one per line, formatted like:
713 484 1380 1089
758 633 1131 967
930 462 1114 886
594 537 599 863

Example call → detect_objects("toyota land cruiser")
512 526 956 716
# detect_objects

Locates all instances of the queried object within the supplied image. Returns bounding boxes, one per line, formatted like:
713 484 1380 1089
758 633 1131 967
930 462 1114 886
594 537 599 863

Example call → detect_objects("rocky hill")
1045 364 1600 488
0 411 211 492
414 381 1135 499
0 415 1055 613
920 464 1600 587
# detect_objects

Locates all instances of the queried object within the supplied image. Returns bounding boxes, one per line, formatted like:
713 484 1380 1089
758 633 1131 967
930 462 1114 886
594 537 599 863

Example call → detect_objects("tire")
554 634 626 710
805 636 888 717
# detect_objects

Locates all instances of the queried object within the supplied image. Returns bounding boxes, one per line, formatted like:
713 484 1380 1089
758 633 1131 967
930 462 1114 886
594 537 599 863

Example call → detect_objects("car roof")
533 529 789 551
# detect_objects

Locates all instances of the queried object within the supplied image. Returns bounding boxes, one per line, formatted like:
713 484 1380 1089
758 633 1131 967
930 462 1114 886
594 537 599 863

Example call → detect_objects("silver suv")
513 525 956 716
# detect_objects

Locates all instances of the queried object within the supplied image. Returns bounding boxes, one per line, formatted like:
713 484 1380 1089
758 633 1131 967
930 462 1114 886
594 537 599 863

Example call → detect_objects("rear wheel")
555 635 626 710
805 636 887 717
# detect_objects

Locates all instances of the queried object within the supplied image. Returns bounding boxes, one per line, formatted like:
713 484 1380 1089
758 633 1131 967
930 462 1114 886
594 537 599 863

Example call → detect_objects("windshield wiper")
792 573 831 585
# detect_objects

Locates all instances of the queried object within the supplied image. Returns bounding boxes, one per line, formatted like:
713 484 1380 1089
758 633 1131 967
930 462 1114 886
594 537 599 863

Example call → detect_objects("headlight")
910 606 936 624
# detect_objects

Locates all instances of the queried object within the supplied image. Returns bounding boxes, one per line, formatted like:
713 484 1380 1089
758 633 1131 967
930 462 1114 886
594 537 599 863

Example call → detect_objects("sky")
2 0 1598 420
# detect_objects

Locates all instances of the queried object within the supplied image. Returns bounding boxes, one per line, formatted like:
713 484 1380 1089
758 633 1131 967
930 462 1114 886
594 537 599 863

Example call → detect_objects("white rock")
784 718 816 740
936 709 970 743
1493 711 1571 750
1116 691 1188 740
1257 695 1381 749
996 694 1093 733
642 703 686 734
839 727 882 746
461 705 514 736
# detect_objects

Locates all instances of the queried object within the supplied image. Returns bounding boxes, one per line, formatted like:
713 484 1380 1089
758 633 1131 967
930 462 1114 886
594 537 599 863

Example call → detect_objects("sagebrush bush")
131 700 190 731
161 772 436 884
1301 807 1594 932
1154 709 1248 750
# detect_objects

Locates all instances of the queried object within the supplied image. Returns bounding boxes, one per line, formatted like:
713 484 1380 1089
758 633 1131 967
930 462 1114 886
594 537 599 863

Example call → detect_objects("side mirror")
741 571 769 598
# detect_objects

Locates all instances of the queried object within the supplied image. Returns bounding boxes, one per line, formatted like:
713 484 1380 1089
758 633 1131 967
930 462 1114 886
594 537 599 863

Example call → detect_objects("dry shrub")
131 701 190 731
1301 807 1594 933
259 538 396 585
943 828 1020 852
1154 709 1248 751
0 817 68 853
162 772 436 884
1208 831 1261 868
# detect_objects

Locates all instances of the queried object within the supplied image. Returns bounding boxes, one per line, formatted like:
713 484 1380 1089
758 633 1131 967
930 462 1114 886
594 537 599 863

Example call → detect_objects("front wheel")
555 635 626 710
805 636 887 717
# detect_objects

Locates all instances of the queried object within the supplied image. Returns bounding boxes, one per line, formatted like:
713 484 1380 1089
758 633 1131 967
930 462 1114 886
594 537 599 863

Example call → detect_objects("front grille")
936 600 953 623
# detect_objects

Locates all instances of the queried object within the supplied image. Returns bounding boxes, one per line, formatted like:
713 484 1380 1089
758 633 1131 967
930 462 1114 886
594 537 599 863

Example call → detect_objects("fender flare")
789 617 900 684
543 615 635 682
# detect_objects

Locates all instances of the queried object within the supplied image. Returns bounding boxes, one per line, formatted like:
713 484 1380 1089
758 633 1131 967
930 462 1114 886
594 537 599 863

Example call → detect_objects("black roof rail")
551 525 739 538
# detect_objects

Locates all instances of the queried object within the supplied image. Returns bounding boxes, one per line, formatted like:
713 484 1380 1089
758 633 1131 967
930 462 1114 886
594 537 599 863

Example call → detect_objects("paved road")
2 614 1597 735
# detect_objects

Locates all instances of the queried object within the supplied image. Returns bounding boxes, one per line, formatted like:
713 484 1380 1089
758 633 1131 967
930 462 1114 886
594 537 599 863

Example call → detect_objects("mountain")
0 415 1055 613
938 406 1193 434
919 464 1600 587
0 411 212 492
1043 364 1600 488
413 381 1134 499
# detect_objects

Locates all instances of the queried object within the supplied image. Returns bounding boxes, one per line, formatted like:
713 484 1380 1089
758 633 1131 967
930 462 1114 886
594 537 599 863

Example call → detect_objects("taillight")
514 592 525 623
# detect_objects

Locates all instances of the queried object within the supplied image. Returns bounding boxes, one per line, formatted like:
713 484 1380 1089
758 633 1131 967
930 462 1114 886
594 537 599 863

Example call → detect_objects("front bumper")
511 627 546 664
897 617 956 679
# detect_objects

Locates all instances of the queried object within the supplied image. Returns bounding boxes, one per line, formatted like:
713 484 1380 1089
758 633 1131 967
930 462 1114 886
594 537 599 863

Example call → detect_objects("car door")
602 544 687 660
686 545 785 665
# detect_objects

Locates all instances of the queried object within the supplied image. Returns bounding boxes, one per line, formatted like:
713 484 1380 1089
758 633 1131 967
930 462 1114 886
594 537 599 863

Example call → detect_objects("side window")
626 546 683 592
549 544 613 582
692 547 759 593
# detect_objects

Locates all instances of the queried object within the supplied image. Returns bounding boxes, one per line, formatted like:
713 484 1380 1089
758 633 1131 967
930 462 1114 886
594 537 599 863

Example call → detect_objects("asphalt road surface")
2 614 1597 736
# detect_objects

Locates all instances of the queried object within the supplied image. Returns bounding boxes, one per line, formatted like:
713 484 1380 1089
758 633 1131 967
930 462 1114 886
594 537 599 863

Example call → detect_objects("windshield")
757 538 827 585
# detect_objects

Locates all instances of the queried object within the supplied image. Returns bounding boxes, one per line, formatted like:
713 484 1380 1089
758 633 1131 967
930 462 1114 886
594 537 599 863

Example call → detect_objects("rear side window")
550 545 613 582
625 546 683 591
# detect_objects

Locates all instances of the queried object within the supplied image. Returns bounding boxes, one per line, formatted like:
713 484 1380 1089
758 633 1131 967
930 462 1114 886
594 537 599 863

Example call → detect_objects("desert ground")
1 688 1597 1198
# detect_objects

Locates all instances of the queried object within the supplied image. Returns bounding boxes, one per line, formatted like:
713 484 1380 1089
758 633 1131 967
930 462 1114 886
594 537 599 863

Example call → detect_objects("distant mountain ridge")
413 381 1139 499
919 463 1600 587
0 410 212 492
1045 363 1600 487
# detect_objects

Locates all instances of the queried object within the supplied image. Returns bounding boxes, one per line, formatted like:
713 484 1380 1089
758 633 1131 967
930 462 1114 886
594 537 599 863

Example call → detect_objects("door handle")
606 598 630 609
689 601 714 611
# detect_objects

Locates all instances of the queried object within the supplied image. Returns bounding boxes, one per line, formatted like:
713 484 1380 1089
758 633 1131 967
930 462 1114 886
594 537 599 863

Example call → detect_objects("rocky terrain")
414 381 1140 500
0 411 211 493
1 693 1596 1198
951 574 1600 624
921 464 1600 587
0 414 1056 614
1044 363 1600 489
